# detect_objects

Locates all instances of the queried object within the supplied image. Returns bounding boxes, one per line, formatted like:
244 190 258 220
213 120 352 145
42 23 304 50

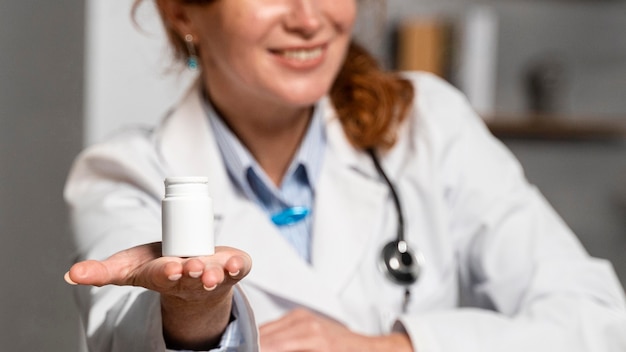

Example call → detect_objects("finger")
260 317 319 352
66 260 117 286
182 258 206 279
201 263 226 291
259 313 293 337
65 242 164 286
213 246 252 271
259 309 310 337
163 260 185 282
129 257 187 290
64 271 77 285
223 254 251 279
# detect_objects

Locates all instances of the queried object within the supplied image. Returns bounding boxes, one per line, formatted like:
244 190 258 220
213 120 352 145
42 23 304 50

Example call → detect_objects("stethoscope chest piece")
367 148 424 288
379 240 423 286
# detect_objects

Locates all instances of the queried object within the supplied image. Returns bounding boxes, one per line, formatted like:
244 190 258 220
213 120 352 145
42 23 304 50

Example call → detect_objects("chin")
281 92 327 108
276 80 334 106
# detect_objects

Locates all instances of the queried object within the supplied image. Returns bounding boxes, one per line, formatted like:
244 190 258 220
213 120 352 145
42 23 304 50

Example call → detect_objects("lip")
268 43 328 70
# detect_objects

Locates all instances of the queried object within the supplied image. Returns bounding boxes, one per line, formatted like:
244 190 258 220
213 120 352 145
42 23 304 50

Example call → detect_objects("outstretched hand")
64 242 252 349
64 242 251 297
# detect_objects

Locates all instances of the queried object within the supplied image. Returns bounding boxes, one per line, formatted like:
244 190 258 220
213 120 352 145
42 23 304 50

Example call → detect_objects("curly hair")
134 0 414 150
331 42 414 149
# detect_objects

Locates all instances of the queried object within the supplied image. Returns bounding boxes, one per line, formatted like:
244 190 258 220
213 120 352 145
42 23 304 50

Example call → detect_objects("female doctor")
64 0 626 351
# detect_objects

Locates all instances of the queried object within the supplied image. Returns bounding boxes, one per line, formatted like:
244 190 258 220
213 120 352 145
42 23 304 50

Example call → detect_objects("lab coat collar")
157 82 392 322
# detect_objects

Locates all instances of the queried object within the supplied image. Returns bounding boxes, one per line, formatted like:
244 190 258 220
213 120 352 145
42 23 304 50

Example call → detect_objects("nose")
284 0 323 38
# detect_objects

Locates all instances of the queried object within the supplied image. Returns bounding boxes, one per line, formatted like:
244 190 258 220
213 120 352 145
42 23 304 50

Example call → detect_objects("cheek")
228 0 287 38
201 19 257 65
329 0 357 30
206 2 274 44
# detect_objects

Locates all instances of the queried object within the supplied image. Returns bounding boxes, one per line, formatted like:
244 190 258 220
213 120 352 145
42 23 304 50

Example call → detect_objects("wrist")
161 289 234 350
369 332 413 352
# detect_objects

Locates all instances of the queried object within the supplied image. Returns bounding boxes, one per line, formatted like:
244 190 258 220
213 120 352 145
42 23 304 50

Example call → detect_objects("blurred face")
186 0 356 110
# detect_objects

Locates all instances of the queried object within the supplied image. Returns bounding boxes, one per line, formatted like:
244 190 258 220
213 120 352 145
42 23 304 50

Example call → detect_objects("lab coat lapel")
157 80 230 201
217 198 349 320
311 106 389 295
157 84 348 320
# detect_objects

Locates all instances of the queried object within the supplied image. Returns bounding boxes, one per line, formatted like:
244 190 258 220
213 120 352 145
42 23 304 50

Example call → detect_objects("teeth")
281 47 323 61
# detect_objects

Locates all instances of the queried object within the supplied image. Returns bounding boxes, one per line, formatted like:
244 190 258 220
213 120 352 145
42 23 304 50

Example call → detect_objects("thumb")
65 259 121 287
64 242 163 286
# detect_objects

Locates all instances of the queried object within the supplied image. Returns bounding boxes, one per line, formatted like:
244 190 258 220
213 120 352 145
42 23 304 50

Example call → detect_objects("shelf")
484 114 626 141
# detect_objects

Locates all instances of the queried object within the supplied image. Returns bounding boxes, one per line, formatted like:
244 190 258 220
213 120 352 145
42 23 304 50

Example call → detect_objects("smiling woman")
140 0 413 150
64 0 626 351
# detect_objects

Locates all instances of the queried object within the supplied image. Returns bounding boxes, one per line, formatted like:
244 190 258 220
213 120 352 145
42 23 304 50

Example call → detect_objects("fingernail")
189 271 202 278
64 271 77 285
168 274 182 281
228 270 240 277
203 284 217 291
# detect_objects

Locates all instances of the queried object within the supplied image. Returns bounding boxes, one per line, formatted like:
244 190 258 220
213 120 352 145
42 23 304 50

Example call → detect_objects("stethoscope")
270 148 423 312
367 148 423 312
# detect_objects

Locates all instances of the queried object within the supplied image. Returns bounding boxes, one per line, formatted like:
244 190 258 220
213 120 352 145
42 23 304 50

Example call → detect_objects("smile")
276 47 324 62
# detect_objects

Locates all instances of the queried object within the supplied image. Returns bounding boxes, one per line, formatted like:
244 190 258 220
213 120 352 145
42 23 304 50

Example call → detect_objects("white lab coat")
65 72 626 352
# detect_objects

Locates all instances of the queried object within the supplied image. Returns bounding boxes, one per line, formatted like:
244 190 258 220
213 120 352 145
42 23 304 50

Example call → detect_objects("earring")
184 34 199 70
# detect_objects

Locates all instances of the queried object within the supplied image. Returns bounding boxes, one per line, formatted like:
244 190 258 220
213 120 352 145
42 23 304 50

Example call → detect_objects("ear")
156 0 196 40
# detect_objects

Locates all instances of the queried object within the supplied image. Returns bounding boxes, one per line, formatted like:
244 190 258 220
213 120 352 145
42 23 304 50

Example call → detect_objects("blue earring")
184 34 199 70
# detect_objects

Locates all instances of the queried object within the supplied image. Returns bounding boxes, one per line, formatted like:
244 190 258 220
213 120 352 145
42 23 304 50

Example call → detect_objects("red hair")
331 42 414 149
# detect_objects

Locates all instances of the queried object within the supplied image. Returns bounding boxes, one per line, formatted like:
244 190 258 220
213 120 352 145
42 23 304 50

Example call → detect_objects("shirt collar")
204 98 326 197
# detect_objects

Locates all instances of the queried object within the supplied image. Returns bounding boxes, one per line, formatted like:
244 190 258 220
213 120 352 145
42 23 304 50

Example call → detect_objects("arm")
66 243 250 350
64 135 252 351
399 73 626 352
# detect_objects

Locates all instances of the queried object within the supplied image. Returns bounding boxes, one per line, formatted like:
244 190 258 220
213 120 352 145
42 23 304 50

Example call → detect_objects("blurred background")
1 0 625 350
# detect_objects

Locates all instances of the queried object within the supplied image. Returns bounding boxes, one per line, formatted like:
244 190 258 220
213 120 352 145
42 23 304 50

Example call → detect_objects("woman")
64 0 626 351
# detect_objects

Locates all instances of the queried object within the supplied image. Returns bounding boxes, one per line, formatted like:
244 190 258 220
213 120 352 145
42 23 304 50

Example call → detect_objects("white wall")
85 0 196 145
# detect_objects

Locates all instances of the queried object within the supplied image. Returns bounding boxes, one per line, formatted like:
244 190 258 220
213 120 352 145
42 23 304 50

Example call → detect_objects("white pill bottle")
161 177 214 257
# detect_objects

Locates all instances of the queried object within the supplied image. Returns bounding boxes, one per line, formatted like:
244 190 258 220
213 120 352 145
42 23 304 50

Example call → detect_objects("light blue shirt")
201 96 326 350
205 99 326 262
